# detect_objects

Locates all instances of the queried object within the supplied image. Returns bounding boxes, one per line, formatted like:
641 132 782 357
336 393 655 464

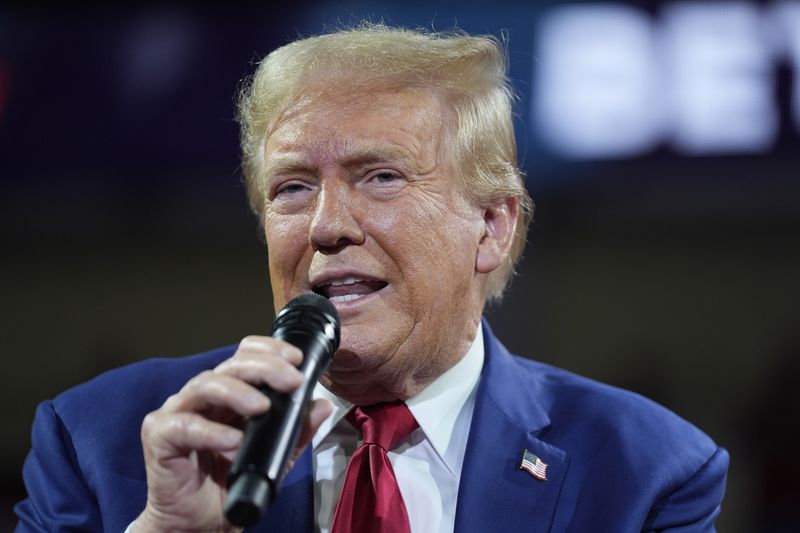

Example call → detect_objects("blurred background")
2 1 798 531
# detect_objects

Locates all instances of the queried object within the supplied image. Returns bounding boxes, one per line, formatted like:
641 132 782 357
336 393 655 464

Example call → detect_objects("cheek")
265 216 310 300
375 201 480 294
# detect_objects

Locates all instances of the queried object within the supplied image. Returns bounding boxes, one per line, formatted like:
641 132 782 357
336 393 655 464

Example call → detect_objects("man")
16 24 728 532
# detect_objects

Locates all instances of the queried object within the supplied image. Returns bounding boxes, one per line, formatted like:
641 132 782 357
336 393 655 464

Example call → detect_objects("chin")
328 348 365 372
334 323 392 365
327 336 398 382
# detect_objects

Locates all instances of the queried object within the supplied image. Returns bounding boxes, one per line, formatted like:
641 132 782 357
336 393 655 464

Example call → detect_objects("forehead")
264 86 452 163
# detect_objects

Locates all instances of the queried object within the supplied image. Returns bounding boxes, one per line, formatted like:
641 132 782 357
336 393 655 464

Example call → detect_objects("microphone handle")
224 327 332 526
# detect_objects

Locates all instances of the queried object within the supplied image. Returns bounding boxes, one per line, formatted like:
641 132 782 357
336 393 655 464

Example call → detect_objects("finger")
142 411 243 457
296 399 334 451
163 371 270 416
214 352 304 393
285 399 333 470
236 335 303 365
218 448 239 463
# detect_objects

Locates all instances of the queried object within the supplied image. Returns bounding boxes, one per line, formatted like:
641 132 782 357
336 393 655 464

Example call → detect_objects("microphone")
224 292 340 527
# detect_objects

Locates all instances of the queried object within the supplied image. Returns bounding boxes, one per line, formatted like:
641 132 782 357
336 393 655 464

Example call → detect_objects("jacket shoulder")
511 354 725 492
519 355 716 450
50 345 236 476
54 345 235 420
17 346 236 530
504 354 728 529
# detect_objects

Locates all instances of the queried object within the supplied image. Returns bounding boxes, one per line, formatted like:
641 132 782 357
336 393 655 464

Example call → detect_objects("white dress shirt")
312 325 484 533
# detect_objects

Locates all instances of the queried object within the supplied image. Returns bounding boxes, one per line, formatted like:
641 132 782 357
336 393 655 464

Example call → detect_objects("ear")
476 196 519 274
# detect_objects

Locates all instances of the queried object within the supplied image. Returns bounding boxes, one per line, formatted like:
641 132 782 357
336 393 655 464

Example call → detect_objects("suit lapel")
454 323 569 533
249 447 314 533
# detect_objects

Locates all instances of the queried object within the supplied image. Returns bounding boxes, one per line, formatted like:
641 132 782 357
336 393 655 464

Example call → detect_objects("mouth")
311 275 388 304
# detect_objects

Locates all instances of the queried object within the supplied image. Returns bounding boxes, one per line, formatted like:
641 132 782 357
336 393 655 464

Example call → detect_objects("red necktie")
330 401 419 533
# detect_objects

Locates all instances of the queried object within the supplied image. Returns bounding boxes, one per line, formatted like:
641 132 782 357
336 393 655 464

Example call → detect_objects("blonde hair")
237 23 533 301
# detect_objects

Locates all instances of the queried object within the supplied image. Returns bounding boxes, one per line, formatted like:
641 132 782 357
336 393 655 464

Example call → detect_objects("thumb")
300 398 334 448
287 399 333 467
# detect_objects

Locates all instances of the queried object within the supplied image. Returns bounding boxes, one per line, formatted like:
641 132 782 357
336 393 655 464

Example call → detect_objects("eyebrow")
339 145 412 169
263 144 415 179
262 154 314 180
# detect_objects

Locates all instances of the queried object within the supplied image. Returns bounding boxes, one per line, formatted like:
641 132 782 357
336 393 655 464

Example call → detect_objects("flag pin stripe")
519 449 548 481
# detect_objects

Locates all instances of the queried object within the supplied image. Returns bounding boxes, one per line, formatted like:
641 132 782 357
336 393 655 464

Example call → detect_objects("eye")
274 180 311 197
369 171 402 184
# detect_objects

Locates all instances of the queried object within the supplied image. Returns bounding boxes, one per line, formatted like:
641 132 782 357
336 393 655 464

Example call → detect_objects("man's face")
262 86 487 402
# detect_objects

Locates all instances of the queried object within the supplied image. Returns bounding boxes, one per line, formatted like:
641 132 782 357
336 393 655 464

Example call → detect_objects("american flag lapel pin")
519 449 548 481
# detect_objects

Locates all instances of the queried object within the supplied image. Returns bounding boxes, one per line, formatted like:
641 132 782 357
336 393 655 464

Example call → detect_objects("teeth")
329 277 363 287
330 294 362 303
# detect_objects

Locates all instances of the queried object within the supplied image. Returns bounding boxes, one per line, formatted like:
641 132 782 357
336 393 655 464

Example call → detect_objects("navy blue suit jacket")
16 323 728 532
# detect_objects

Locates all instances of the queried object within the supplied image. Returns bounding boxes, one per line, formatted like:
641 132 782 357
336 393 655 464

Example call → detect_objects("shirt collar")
311 323 485 471
405 324 483 471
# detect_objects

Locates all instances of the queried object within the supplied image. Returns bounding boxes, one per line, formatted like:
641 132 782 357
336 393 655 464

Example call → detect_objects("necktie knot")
347 401 418 450
332 401 418 533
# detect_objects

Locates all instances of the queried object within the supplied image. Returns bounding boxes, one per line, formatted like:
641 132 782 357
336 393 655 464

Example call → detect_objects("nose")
308 178 365 253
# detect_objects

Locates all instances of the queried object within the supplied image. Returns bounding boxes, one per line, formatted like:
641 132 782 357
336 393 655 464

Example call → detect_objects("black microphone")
224 292 340 527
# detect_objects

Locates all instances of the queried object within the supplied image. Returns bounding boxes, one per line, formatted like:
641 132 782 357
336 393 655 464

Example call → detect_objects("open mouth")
312 276 388 303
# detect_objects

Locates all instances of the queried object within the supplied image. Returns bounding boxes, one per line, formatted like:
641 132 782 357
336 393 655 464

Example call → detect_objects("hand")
131 336 333 532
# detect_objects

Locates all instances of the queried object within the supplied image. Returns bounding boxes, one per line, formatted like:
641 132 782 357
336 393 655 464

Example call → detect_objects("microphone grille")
273 293 340 352
286 292 337 318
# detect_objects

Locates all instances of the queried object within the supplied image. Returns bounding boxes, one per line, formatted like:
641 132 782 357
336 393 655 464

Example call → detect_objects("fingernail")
247 392 270 412
278 368 303 389
281 346 302 362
